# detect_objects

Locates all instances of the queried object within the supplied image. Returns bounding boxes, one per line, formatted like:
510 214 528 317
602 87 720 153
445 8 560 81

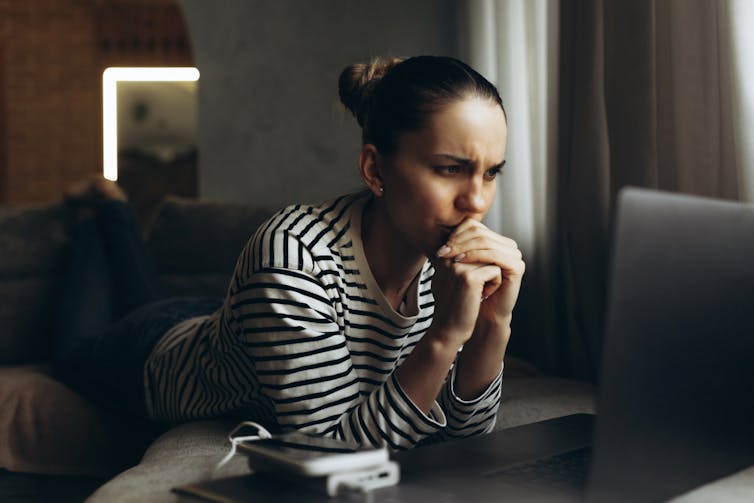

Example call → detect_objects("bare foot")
63 176 128 221
64 176 128 205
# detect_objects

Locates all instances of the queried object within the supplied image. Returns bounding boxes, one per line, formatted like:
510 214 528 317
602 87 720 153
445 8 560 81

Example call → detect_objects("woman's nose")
456 180 487 214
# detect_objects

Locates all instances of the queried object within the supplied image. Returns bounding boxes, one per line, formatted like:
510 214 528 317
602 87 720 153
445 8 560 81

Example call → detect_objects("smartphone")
238 431 389 477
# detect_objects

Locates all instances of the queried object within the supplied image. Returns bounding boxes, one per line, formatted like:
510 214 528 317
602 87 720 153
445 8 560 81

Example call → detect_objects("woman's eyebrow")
432 154 507 169
432 154 473 165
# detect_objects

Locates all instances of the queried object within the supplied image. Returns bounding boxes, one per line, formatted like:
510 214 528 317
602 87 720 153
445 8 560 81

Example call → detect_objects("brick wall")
0 0 192 205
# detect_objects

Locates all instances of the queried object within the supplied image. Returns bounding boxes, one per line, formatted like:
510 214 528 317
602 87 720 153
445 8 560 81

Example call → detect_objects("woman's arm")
395 257 503 412
434 218 525 400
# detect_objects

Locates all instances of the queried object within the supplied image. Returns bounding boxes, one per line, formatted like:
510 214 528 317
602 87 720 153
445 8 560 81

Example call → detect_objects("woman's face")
378 97 508 257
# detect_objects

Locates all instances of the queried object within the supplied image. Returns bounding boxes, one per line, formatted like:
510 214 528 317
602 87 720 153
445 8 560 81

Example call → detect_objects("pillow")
0 365 157 476
0 204 69 363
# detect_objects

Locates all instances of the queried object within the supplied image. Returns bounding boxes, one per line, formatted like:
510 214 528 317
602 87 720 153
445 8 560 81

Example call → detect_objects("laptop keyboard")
485 447 592 492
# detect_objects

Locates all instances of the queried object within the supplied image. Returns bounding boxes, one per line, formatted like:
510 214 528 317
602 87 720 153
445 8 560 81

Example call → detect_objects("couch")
0 196 595 502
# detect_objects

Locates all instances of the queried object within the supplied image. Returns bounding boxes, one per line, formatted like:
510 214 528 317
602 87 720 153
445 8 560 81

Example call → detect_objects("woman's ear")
358 144 385 197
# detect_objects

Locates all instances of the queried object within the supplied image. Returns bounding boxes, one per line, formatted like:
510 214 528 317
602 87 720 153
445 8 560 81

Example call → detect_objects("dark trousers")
52 201 222 419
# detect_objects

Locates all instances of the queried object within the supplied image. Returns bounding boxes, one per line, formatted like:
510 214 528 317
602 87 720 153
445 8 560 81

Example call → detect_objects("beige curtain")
557 0 743 379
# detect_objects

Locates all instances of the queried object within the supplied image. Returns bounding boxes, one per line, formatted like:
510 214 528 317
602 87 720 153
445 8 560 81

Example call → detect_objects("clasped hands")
430 218 525 348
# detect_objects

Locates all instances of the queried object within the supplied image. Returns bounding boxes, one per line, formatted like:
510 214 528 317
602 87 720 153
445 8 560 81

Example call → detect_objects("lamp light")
102 67 200 181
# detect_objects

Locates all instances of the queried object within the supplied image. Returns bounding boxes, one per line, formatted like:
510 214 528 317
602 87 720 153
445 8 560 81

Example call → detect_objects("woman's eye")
436 165 462 174
484 167 502 180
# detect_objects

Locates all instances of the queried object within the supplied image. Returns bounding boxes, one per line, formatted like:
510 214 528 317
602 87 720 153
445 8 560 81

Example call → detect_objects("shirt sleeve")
229 262 446 451
436 361 503 439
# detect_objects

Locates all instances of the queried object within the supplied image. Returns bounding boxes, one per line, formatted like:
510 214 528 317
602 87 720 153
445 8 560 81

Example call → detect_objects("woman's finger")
451 228 517 250
440 221 518 256
430 260 502 337
481 273 503 299
446 236 516 261
453 247 524 274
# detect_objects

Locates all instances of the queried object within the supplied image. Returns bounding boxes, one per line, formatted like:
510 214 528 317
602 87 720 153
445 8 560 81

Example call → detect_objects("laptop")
175 187 754 502
586 187 754 501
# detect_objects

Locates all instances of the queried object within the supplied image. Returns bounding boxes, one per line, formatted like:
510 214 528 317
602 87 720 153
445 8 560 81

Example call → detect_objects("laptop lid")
587 188 754 502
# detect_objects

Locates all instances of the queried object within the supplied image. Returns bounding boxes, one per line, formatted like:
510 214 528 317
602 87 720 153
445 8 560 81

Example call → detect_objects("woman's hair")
338 55 505 155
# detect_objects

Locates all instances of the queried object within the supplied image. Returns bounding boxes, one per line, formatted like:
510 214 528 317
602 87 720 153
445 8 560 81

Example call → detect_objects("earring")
379 186 384 193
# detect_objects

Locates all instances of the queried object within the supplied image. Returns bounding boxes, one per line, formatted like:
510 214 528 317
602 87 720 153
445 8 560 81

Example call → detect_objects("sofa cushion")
87 419 246 503
146 197 275 292
0 204 69 278
0 365 158 477
493 377 596 430
0 205 69 363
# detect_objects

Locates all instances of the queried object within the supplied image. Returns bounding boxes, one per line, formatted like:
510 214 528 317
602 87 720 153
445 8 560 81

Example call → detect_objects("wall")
0 0 99 204
0 0 191 205
180 0 461 208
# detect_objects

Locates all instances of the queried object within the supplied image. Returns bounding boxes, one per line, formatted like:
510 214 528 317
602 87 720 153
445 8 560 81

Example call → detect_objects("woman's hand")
397 221 523 411
429 251 503 348
436 219 525 331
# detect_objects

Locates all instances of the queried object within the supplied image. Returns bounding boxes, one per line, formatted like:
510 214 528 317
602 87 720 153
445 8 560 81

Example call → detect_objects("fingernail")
453 253 466 262
436 245 451 257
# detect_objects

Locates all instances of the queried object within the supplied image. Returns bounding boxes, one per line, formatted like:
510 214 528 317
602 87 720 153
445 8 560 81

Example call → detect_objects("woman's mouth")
439 223 461 233
438 224 460 241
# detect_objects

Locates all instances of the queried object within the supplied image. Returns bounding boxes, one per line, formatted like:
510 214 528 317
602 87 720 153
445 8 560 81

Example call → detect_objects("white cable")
213 421 272 473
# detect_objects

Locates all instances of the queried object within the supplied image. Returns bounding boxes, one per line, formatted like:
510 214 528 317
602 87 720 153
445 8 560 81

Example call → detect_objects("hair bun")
338 57 403 128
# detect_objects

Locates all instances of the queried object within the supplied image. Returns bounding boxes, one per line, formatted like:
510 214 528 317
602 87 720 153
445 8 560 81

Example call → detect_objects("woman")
54 55 524 451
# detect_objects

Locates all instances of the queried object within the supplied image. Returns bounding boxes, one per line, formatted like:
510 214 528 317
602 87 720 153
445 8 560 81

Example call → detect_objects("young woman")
54 55 524 451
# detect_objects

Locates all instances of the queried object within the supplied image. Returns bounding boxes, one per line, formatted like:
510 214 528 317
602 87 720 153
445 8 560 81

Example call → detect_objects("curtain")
467 0 749 380
462 0 563 376
730 0 754 202
559 0 747 380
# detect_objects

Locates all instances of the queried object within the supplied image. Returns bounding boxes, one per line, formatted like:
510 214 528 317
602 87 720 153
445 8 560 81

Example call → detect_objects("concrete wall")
180 0 460 207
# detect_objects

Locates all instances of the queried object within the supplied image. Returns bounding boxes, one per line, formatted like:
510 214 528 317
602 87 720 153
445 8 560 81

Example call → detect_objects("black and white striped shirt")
144 192 502 449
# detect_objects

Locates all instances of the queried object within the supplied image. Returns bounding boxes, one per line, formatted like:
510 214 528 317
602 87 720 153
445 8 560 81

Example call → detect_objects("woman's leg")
52 181 162 414
75 296 223 417
53 196 160 359
94 199 162 319
52 214 113 368
53 180 223 418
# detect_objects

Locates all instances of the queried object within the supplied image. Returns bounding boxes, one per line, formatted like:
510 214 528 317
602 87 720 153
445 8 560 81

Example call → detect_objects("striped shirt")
144 191 503 449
